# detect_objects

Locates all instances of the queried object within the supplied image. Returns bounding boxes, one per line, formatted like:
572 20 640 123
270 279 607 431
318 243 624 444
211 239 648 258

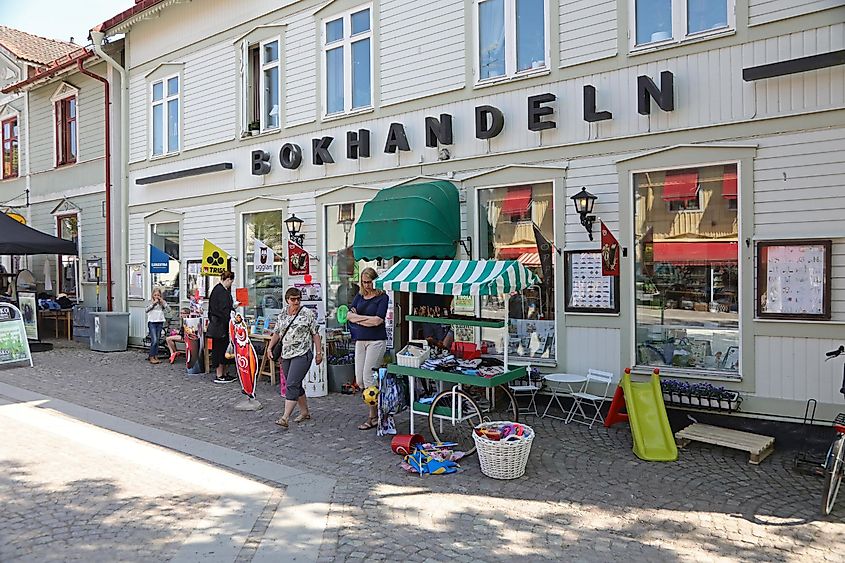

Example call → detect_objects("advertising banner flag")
288 240 310 276
254 239 275 273
150 244 170 273
600 221 621 277
201 239 229 276
532 222 555 285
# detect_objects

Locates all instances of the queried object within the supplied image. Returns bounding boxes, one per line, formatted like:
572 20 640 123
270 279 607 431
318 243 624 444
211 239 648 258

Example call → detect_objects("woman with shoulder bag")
266 287 322 428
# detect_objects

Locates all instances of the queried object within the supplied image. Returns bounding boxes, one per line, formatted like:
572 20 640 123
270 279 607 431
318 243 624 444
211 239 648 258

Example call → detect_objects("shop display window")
477 182 555 361
56 214 79 299
634 163 739 375
242 210 285 318
150 222 180 304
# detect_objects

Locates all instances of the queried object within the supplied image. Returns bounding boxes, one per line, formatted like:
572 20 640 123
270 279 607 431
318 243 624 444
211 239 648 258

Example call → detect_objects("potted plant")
326 332 355 393
244 121 260 136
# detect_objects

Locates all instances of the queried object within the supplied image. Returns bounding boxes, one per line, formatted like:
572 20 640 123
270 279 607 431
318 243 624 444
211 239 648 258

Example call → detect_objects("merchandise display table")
251 333 277 385
39 309 73 340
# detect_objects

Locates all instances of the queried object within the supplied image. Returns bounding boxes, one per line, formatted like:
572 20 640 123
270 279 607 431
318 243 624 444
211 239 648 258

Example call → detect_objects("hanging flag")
254 239 275 273
532 222 555 285
600 221 620 277
201 239 229 276
288 240 310 276
150 244 170 274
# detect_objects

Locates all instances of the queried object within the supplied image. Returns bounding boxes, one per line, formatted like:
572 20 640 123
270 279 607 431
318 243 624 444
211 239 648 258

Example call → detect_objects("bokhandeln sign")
0 303 33 368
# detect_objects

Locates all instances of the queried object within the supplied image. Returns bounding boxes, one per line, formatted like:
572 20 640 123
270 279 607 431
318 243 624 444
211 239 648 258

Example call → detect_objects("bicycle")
820 344 845 515
427 384 518 455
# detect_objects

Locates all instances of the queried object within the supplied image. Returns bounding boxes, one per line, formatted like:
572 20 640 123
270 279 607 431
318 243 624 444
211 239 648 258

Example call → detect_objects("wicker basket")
472 421 535 480
396 340 430 368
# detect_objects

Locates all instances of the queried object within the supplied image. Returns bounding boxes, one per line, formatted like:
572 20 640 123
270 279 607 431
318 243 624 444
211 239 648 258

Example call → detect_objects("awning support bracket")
457 237 472 260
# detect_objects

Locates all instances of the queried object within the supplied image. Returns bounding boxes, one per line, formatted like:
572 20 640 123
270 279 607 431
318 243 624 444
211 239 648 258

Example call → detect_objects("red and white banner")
600 221 620 277
288 240 310 276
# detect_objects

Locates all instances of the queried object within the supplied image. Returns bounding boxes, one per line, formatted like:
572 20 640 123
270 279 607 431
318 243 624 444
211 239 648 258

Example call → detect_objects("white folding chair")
508 378 541 416
565 369 614 428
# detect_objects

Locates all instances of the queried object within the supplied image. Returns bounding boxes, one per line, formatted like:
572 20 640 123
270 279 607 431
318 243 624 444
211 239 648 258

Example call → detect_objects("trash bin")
89 312 130 352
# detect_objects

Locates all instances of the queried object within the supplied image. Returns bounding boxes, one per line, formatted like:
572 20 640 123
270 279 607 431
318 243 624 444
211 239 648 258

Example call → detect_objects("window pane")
479 0 505 80
326 46 344 114
263 40 279 63
243 211 286 318
69 120 77 160
68 98 76 118
167 99 179 152
516 0 545 71
477 183 556 360
152 81 163 101
152 104 163 155
351 38 371 109
634 165 739 374
636 0 672 44
167 77 179 96
264 66 280 128
351 9 370 34
688 0 728 34
151 223 180 304
326 18 343 43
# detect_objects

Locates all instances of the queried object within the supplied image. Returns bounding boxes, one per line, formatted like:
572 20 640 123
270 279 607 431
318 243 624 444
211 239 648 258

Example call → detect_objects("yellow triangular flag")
201 239 229 276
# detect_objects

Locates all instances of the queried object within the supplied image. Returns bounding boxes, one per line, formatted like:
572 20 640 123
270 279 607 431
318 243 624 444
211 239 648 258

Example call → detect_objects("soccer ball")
362 385 379 406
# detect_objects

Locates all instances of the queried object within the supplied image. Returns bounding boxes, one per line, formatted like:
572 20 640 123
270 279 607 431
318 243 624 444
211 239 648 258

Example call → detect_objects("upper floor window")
1 117 18 178
476 0 548 82
151 75 180 157
244 38 282 132
55 97 77 166
322 6 372 116
633 0 732 48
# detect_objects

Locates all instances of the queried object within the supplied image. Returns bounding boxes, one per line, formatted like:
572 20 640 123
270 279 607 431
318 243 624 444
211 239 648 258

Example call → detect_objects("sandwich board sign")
0 303 33 368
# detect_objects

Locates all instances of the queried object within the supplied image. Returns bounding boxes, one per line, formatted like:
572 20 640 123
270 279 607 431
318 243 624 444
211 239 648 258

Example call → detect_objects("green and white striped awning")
374 259 539 296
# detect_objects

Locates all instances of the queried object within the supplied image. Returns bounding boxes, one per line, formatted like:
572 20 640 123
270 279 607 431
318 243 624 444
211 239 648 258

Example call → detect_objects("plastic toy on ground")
606 368 677 462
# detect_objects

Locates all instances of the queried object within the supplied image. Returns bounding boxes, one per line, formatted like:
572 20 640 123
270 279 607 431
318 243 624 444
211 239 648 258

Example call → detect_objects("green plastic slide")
620 371 678 462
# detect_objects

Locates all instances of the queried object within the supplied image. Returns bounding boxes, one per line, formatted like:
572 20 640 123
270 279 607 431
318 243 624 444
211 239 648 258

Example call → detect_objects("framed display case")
564 250 620 313
756 239 831 320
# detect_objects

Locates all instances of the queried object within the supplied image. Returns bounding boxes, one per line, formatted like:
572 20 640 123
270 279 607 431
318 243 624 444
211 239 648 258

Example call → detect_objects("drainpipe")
90 31 128 312
76 59 113 311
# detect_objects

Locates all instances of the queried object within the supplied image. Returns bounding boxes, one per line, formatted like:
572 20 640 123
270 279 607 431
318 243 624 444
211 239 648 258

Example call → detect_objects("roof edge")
1 48 94 94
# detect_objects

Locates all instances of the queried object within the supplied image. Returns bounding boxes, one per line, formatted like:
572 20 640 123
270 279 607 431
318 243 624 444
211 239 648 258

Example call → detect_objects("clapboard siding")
564 327 621 378
755 336 845 401
181 203 236 260
560 0 617 68
749 0 842 27
128 75 147 164
563 157 620 245
77 63 108 163
753 128 845 238
183 42 237 150
285 9 317 127
380 0 465 106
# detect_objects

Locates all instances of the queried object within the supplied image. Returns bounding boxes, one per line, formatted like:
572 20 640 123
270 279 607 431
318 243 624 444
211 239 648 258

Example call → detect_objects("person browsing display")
347 267 389 430
145 286 170 364
266 287 322 428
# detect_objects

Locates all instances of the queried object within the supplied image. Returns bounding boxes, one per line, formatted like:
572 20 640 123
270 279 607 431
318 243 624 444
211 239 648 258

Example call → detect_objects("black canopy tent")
0 212 78 255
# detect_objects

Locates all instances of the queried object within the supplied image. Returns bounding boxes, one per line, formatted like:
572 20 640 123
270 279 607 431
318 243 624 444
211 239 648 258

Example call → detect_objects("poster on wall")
288 241 310 276
564 250 619 313
757 240 831 320
0 303 33 368
254 239 275 273
17 292 38 340
128 264 144 299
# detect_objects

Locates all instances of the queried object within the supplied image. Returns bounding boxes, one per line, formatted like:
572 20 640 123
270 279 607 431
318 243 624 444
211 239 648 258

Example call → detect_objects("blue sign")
150 245 170 273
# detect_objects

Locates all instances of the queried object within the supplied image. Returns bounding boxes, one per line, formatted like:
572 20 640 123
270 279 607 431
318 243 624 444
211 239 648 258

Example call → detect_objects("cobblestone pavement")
1 340 844 562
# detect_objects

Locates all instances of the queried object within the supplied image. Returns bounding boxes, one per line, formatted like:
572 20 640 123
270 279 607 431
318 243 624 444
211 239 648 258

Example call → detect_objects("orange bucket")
391 434 424 455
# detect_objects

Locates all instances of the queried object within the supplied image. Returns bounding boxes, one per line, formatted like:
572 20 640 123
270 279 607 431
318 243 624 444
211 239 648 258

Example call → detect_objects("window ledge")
474 68 551 90
149 151 181 162
321 106 374 124
55 161 77 169
240 128 281 141
629 28 736 57
631 365 741 382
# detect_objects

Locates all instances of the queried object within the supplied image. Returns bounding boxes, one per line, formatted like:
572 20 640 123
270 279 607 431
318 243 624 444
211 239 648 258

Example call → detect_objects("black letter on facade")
583 85 613 122
425 114 453 147
475 105 504 139
384 123 411 153
251 150 271 175
527 94 556 131
347 129 371 159
312 136 335 165
280 143 302 169
637 71 674 115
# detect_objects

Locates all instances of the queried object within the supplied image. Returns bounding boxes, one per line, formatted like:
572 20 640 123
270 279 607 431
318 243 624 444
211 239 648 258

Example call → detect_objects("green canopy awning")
374 259 539 296
353 180 460 260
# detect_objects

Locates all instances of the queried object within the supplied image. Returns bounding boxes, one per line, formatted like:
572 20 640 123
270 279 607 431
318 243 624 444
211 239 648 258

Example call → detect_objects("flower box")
660 379 743 413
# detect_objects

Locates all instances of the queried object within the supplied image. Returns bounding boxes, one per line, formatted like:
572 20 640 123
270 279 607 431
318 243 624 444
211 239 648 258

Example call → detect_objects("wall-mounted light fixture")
570 187 598 241
284 213 304 246
337 203 356 247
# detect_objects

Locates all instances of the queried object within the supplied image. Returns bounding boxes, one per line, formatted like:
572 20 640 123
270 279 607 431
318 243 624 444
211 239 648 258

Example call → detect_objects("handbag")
271 306 302 361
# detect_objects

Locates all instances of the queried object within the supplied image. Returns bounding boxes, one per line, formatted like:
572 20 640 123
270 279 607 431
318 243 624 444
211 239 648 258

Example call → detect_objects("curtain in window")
479 0 505 79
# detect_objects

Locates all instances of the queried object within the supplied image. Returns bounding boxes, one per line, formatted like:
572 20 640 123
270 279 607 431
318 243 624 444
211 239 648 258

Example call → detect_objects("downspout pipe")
76 59 113 311
90 31 128 312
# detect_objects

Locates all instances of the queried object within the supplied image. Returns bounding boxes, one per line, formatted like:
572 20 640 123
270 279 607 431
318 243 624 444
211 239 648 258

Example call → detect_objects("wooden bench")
675 423 775 465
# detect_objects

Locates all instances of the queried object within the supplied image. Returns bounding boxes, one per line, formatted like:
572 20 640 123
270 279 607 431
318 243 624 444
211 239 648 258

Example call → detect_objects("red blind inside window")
662 170 699 201
502 186 532 215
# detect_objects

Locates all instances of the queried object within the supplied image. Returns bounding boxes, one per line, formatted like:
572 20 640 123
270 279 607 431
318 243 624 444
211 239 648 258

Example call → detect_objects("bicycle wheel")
474 384 519 423
428 388 482 455
822 436 845 515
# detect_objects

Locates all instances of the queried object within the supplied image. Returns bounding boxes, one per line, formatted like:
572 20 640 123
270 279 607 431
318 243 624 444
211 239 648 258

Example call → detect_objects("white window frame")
50 82 80 167
149 74 181 158
55 212 81 300
321 4 373 118
259 37 282 131
629 0 736 52
473 0 550 85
